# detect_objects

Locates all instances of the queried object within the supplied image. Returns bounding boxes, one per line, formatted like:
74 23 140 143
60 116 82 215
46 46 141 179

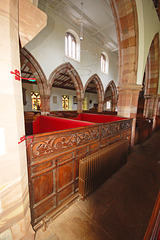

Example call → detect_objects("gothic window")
65 30 80 61
62 95 69 110
101 52 109 74
31 91 41 111
65 32 76 60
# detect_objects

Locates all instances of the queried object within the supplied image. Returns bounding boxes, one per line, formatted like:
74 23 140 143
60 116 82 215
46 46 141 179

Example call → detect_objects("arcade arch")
104 80 118 112
20 48 48 114
84 74 104 112
48 62 83 113
143 33 159 129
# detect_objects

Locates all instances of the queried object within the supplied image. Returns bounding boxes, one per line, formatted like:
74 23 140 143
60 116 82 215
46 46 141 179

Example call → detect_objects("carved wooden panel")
27 119 132 227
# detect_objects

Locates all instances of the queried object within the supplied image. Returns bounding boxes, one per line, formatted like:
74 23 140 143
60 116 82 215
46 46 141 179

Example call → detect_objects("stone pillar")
112 96 117 112
0 0 34 239
117 85 142 148
77 98 83 113
98 101 103 112
41 95 50 115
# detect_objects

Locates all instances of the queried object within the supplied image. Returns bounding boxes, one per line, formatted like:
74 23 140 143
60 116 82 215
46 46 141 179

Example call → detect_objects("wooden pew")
136 117 153 144
24 111 40 135
156 116 160 130
26 114 132 229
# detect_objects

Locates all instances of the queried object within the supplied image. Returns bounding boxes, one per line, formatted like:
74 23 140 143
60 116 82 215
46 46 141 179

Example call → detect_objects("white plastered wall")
136 0 160 92
23 82 97 111
25 1 118 92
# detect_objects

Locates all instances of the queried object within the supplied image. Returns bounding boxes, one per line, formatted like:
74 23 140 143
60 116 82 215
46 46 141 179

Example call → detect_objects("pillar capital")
117 84 142 119
41 94 51 100
144 94 159 99
118 84 142 93
77 97 83 102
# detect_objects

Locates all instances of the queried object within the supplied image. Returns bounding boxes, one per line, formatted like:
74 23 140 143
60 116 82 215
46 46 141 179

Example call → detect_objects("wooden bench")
26 114 132 229
136 117 153 144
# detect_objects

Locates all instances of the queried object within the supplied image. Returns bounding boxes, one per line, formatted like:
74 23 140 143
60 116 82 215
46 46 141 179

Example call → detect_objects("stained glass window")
62 95 69 110
31 92 41 111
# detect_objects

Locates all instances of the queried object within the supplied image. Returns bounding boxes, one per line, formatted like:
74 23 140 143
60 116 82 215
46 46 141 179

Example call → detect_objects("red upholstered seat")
33 115 94 134
74 113 127 123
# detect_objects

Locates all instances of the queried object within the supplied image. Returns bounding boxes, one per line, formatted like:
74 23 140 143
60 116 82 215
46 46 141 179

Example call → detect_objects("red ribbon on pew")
10 69 36 82
18 135 33 148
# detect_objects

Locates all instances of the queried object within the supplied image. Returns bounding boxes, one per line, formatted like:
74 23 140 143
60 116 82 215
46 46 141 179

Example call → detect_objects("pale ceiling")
38 0 118 53
21 0 118 93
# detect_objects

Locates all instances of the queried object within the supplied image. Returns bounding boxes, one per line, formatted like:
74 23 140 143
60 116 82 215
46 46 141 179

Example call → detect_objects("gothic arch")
20 47 49 113
104 80 118 111
145 33 159 96
84 74 104 112
143 33 159 121
110 0 138 86
48 62 83 100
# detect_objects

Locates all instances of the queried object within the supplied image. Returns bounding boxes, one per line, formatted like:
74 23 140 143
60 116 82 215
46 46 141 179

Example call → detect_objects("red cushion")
74 113 126 123
33 115 95 134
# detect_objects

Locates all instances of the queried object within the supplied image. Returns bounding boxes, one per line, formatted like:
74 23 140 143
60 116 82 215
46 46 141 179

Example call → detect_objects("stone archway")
110 0 138 87
48 62 84 113
20 47 49 114
110 0 140 147
104 80 118 111
143 33 159 129
84 74 104 112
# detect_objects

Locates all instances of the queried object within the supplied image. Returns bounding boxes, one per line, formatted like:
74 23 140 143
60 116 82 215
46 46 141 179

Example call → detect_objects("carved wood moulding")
26 118 132 228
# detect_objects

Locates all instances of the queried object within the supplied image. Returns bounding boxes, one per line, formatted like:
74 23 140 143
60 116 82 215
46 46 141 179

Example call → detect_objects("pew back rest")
74 113 126 123
33 115 95 134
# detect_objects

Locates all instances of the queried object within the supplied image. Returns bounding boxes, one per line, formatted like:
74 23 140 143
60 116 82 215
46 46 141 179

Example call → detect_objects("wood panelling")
58 162 73 189
136 117 153 144
33 172 53 203
26 118 132 228
58 184 74 204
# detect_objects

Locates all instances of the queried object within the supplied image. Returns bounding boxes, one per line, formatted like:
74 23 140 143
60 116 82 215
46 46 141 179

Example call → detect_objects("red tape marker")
10 70 21 81
18 135 33 148
11 69 36 82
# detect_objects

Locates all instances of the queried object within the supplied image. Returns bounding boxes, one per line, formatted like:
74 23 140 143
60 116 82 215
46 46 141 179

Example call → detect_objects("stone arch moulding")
110 0 140 149
143 32 159 122
110 0 139 86
84 74 104 112
104 80 118 111
20 47 49 113
145 32 159 96
48 62 84 112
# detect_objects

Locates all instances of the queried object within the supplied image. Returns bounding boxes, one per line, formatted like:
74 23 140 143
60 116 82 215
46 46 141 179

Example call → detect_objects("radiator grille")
79 140 129 199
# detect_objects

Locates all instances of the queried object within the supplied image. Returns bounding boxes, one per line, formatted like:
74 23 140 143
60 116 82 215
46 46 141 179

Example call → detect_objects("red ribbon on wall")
18 135 33 148
10 69 36 82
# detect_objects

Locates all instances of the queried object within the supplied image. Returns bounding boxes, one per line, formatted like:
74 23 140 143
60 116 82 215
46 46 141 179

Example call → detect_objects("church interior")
0 0 160 239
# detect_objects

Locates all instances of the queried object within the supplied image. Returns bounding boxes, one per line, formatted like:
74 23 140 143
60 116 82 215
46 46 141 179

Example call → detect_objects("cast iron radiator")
79 140 129 199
